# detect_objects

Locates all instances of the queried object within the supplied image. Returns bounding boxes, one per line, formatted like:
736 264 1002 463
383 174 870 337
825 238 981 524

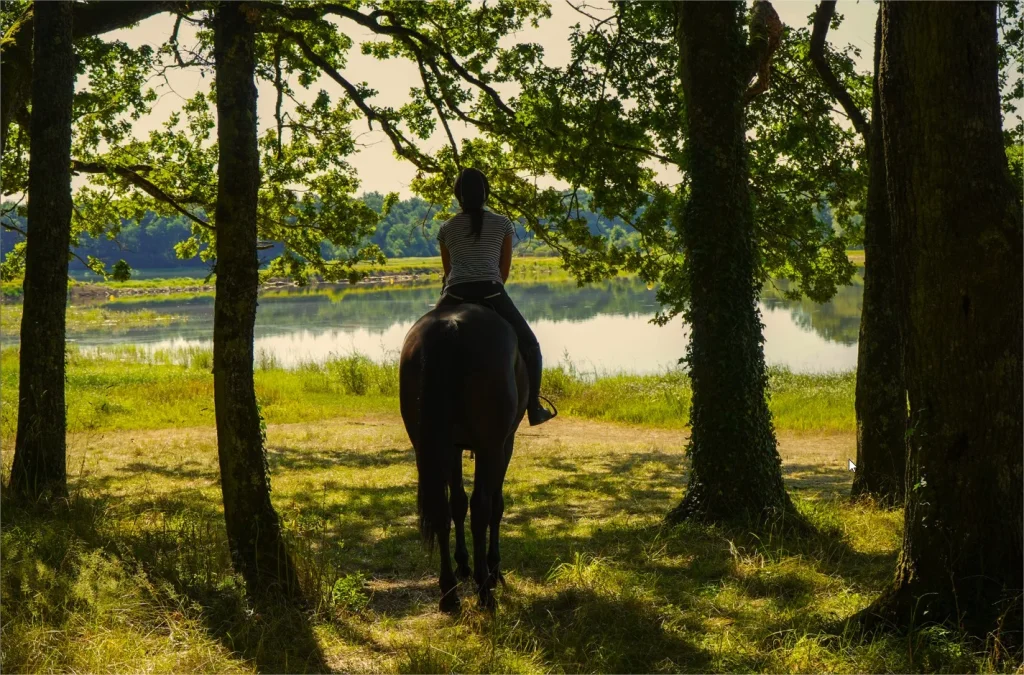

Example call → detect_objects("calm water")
55 277 862 374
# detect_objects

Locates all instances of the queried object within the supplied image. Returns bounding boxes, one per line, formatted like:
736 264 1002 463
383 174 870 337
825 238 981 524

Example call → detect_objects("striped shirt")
437 210 515 287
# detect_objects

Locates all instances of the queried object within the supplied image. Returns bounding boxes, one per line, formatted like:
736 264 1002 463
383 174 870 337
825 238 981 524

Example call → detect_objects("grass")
2 410 1014 673
0 346 854 440
0 305 186 333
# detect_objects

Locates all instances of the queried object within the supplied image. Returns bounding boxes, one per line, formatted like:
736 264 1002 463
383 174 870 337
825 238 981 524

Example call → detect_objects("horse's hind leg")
471 449 504 610
450 451 471 579
437 511 460 613
486 436 515 589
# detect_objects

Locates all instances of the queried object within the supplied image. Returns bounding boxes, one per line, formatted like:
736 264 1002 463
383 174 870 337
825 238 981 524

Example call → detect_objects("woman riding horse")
436 167 556 427
399 168 555 611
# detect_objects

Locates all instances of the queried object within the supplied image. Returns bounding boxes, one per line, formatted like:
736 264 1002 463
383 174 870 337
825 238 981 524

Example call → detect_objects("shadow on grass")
0 490 330 673
501 586 713 673
268 445 411 472
782 462 853 495
4 433 914 673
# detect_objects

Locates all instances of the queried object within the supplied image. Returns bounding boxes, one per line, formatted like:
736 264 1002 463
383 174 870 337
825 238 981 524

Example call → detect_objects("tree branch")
0 221 28 237
273 28 439 173
71 159 214 231
255 2 516 119
744 0 784 105
274 35 284 160
809 0 870 142
414 55 461 168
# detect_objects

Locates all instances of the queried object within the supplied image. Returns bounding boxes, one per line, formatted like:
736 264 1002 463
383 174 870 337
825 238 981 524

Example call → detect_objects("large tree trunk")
9 1 75 501
851 12 906 506
867 1 1023 638
212 3 301 600
667 1 792 525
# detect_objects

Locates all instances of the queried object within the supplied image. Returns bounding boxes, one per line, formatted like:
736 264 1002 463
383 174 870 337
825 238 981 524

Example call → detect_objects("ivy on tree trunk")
866 1 1023 639
212 2 301 601
666 1 793 526
9 0 75 502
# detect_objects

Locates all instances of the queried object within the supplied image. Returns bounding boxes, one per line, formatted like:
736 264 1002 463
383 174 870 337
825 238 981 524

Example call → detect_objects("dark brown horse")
400 302 528 612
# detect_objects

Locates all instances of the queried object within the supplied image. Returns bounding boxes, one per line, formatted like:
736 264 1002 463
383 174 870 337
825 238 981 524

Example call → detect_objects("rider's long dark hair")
454 167 489 240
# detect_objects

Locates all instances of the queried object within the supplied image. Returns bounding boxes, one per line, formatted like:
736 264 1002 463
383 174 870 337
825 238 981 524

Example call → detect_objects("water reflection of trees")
259 277 664 328
760 272 863 345
104 274 864 345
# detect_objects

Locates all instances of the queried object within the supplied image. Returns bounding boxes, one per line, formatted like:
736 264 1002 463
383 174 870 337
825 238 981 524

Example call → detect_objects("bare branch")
809 0 870 142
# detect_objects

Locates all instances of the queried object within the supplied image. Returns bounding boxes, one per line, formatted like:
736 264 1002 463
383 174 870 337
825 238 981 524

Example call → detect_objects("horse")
399 302 529 612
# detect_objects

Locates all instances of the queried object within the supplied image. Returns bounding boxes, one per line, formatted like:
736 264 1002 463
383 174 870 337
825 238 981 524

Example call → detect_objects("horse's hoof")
478 589 496 612
456 563 473 580
439 591 461 614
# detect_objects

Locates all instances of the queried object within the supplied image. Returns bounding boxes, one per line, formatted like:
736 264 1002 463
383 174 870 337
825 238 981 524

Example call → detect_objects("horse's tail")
415 322 454 550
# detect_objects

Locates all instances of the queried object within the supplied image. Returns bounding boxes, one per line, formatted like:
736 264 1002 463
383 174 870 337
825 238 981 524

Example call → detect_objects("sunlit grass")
0 346 853 441
2 410 1012 673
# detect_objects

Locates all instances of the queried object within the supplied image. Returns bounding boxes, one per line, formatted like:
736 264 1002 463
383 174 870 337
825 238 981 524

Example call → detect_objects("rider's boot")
528 401 556 426
522 342 556 426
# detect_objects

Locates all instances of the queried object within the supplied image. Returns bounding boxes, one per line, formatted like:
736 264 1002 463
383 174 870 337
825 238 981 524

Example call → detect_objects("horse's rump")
399 302 529 610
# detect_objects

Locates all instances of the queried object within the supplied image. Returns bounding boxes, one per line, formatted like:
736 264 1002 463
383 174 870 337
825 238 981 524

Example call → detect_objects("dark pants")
437 281 542 407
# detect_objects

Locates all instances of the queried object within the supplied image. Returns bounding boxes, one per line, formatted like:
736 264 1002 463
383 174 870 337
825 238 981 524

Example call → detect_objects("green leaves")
435 2 866 321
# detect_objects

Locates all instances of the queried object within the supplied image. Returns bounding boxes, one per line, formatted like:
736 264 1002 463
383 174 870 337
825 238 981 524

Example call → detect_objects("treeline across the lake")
0 192 638 276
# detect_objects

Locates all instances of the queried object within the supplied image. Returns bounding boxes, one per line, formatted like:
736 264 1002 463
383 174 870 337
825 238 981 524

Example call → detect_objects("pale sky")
101 1 880 198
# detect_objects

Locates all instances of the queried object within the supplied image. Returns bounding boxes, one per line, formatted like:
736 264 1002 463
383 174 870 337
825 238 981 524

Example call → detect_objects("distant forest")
0 193 640 273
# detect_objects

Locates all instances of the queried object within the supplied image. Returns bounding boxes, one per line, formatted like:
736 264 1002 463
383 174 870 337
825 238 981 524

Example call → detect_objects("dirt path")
65 413 855 496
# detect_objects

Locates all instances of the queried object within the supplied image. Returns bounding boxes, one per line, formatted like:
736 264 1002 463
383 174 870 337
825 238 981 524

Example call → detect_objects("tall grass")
0 346 853 440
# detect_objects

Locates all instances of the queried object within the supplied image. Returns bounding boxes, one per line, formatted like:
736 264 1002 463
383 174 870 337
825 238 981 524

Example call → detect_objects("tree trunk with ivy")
9 1 75 501
667 1 792 525
864 2 1023 637
851 12 906 505
213 3 301 600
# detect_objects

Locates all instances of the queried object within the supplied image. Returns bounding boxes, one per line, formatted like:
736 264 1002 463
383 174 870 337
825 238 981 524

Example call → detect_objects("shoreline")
64 270 440 302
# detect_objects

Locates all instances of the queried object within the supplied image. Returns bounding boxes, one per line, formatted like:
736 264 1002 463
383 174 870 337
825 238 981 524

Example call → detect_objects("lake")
58 276 863 374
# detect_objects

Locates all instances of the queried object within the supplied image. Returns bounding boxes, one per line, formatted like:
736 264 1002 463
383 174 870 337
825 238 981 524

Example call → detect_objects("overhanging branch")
71 159 214 231
809 0 870 142
274 28 439 173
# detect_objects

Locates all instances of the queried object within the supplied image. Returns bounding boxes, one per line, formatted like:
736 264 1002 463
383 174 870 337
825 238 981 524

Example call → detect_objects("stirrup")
539 395 558 418
529 396 558 426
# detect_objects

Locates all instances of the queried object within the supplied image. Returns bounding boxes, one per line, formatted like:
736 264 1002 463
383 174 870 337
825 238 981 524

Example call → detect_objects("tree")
211 1 301 599
406 0 874 526
664 1 792 524
8 0 75 501
810 1 905 505
0 1 186 155
865 1 1023 638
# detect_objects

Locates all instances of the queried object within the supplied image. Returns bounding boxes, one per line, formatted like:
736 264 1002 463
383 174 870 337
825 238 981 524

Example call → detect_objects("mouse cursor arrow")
848 459 857 472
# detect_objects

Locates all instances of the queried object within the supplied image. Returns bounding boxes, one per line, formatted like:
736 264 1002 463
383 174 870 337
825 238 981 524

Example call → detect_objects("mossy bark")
212 3 301 600
9 1 75 501
667 2 793 525
851 13 906 506
866 2 1023 638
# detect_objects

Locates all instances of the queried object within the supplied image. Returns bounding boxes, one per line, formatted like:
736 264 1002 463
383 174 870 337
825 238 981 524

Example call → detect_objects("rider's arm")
440 243 452 285
499 234 512 283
